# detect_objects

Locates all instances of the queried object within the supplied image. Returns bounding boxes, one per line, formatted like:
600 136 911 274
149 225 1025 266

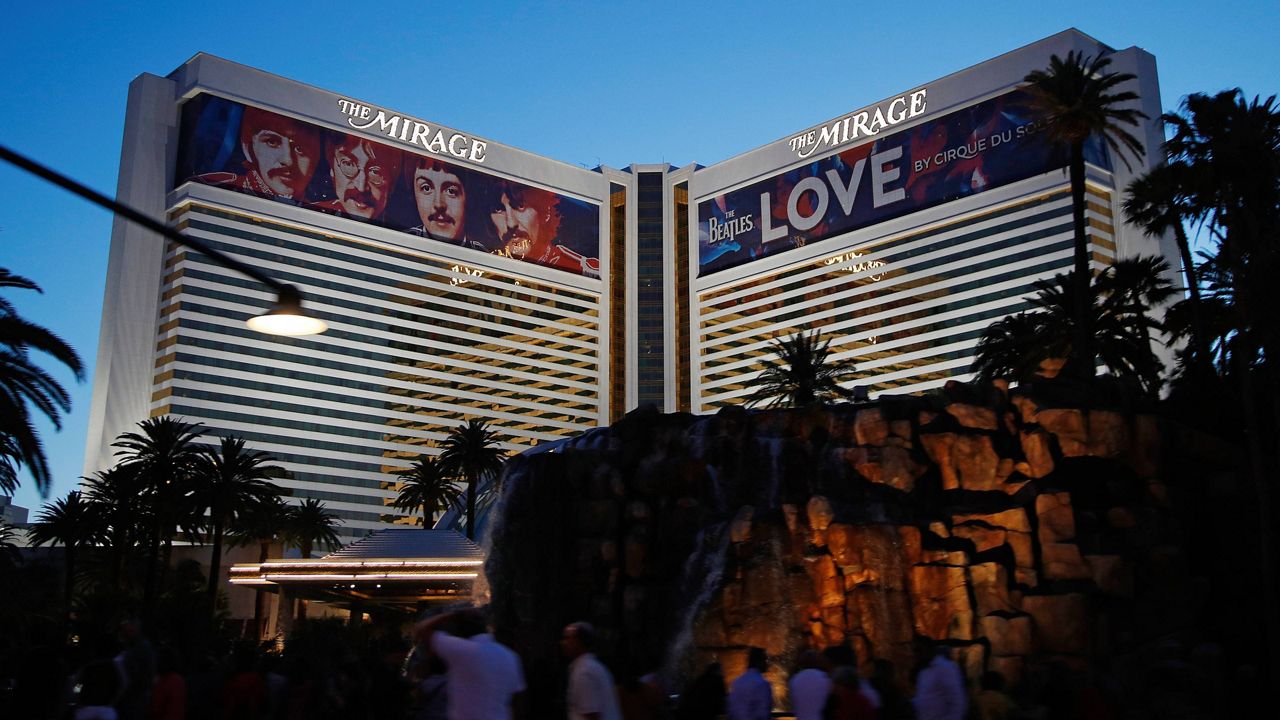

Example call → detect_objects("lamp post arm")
0 143 295 297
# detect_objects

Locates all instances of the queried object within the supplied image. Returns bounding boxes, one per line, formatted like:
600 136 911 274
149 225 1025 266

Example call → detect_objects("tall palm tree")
229 494 292 639
113 416 206 618
392 455 462 528
1124 163 1214 375
190 436 281 616
287 497 342 559
1161 88 1280 685
439 419 507 540
745 329 859 408
972 258 1172 396
1164 90 1280 355
1023 52 1147 377
81 463 146 590
0 268 85 496
27 490 98 627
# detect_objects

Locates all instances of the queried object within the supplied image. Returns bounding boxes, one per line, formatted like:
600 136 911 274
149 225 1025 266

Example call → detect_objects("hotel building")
84 29 1176 537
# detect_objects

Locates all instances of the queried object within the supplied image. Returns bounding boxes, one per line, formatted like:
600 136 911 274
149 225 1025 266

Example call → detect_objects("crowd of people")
44 611 1119 720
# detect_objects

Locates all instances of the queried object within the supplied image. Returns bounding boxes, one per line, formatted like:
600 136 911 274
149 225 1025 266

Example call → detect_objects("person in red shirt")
150 647 186 720
825 667 876 720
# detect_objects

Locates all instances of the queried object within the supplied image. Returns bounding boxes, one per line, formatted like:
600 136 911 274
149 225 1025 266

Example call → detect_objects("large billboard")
697 89 1109 276
175 94 601 278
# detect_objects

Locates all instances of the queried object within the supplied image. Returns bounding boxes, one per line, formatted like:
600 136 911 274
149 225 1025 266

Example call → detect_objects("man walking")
561 621 622 720
727 647 772 720
413 609 525 720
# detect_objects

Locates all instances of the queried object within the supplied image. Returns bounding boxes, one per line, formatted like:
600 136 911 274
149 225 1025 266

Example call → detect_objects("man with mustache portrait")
311 132 401 221
481 179 558 259
473 179 601 278
405 156 488 251
192 106 321 204
474 179 599 277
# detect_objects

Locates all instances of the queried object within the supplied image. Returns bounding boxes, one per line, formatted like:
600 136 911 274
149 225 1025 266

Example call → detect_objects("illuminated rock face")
485 384 1196 713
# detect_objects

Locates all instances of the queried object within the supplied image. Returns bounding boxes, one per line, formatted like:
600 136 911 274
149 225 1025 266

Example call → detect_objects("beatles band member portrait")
192 105 322 203
312 132 402 221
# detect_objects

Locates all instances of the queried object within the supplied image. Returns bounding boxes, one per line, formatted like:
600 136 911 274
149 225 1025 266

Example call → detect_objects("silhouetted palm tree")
229 494 292 639
287 497 341 559
972 257 1172 396
0 268 84 496
970 312 1059 385
0 518 20 571
1124 164 1212 374
113 416 206 618
191 436 281 616
0 435 19 498
439 419 507 540
1023 52 1146 377
1161 88 1280 684
745 330 859 408
81 463 145 590
28 490 97 626
392 455 462 528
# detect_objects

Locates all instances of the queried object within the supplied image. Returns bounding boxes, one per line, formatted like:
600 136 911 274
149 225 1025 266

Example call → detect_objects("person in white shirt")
413 609 526 720
727 647 773 720
912 640 968 720
561 621 623 720
788 650 832 720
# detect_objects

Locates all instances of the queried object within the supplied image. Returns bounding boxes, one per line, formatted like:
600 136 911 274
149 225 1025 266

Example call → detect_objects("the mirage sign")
175 94 600 277
698 88 1109 276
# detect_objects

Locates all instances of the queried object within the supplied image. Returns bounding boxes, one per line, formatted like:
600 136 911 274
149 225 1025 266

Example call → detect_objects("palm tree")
972 257 1172 396
287 497 341 559
27 490 97 627
1124 163 1214 375
970 312 1061 384
392 455 462 528
0 518 20 571
1023 52 1147 377
113 416 206 618
229 494 292 639
1164 90 1280 355
744 329 860 408
1 435 20 497
190 436 281 616
1161 88 1280 685
0 268 85 496
81 463 146 590
439 419 507 540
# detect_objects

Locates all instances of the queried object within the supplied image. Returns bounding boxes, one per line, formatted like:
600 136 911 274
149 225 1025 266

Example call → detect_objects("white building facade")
85 30 1176 537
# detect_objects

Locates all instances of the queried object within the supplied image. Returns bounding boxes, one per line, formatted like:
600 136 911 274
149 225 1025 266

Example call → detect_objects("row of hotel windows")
694 186 1116 407
155 204 610 536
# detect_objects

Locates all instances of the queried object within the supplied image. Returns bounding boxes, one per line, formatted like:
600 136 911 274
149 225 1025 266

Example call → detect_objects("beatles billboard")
175 94 601 278
697 89 1109 276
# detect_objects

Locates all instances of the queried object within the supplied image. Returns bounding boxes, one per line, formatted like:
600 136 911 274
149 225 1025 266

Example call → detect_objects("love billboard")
697 89 1109 276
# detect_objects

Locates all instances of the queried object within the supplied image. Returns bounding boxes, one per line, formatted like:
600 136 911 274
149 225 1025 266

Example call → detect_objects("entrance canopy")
230 529 483 610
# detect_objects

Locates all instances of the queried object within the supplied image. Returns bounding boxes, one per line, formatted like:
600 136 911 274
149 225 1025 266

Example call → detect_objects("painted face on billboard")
179 94 600 276
329 138 398 219
239 108 321 199
413 162 466 241
490 188 543 258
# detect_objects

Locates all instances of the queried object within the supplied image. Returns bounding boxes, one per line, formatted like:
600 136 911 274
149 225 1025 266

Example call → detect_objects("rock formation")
484 381 1223 714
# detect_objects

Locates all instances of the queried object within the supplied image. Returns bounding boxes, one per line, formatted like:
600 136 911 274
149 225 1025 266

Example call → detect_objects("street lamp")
0 144 327 336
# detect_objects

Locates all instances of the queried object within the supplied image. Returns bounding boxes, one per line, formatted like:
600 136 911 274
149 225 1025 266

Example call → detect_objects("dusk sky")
2 1 1277 512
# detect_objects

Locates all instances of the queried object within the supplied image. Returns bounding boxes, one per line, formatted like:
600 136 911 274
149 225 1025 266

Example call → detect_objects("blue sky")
2 1 1277 512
